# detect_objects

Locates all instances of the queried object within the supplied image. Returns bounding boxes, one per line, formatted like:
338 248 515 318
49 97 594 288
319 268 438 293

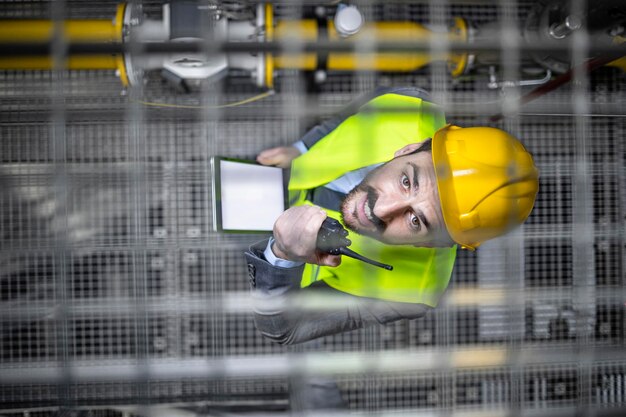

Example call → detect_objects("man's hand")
272 205 342 267
257 146 301 169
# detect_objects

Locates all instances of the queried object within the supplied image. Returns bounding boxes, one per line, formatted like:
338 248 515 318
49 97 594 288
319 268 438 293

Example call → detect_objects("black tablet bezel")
211 156 286 233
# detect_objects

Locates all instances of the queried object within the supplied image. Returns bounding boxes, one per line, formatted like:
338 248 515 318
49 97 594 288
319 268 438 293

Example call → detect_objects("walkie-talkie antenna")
339 247 394 271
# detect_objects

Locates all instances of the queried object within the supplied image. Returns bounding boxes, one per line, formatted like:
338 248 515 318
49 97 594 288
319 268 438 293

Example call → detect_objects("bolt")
314 69 327 84
549 15 582 39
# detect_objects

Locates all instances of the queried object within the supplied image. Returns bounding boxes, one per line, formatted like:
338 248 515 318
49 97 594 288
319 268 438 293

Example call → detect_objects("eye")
409 213 421 232
401 174 410 189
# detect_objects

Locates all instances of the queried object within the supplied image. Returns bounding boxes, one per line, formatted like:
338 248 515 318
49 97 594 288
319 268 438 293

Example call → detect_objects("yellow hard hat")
432 124 539 250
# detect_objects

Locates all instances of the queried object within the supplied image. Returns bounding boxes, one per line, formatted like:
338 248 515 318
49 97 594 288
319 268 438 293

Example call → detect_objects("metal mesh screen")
0 0 624 415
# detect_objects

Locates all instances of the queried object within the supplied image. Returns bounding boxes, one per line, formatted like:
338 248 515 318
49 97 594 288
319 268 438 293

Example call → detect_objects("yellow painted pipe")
0 56 118 70
264 3 274 88
0 20 122 43
273 18 469 75
0 4 128 80
0 19 121 69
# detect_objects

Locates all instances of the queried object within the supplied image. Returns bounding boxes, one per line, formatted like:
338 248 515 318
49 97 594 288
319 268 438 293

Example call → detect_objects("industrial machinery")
0 0 624 92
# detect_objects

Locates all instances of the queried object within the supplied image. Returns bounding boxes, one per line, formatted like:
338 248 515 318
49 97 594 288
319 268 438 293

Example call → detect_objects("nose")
373 194 406 222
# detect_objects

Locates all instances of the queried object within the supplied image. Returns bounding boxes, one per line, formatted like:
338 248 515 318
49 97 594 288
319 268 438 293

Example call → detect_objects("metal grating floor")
0 0 624 415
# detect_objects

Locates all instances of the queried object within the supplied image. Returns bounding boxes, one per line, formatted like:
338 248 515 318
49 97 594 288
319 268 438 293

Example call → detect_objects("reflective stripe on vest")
289 93 457 307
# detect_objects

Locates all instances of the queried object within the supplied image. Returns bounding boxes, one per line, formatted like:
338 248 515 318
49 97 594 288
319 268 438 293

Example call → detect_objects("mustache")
361 185 386 233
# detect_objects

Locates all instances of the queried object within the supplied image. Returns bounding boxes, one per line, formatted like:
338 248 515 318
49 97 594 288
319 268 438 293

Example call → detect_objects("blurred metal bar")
1 346 625 384
49 0 73 410
570 1 595 412
1 102 625 123
1 286 624 319
0 39 623 55
2 406 626 417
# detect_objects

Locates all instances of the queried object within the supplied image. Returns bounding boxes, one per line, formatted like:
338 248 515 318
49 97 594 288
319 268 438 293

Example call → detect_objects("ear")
394 143 422 158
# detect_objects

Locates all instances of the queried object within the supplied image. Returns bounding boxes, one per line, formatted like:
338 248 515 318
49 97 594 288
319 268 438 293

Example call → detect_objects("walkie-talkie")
316 217 393 271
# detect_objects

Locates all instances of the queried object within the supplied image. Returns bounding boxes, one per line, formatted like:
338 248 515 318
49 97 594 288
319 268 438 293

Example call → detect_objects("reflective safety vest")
289 93 457 307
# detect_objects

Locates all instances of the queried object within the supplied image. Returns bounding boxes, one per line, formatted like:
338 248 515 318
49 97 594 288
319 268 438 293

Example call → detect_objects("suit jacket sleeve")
245 239 432 345
298 86 432 150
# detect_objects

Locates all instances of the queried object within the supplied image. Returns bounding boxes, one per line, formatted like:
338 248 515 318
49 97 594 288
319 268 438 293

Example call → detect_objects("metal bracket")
488 66 552 89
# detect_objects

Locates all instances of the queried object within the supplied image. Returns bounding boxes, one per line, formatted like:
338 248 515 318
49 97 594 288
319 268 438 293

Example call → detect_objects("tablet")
211 157 286 232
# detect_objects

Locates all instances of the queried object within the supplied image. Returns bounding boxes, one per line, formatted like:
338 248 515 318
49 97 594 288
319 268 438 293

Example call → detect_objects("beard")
340 168 386 238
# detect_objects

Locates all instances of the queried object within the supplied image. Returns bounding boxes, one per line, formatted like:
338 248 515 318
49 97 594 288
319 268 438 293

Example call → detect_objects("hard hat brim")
431 124 478 250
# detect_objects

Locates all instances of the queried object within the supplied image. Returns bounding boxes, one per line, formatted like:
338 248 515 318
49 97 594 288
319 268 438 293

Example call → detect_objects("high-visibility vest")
289 93 457 307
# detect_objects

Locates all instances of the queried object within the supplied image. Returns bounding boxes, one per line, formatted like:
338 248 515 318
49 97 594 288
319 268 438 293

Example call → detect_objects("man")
245 87 539 345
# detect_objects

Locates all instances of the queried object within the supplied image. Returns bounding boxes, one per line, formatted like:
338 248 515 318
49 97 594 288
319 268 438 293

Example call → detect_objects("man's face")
340 144 452 247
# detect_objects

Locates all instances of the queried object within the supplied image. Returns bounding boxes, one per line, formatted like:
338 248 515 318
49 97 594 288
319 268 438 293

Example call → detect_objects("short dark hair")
406 137 432 155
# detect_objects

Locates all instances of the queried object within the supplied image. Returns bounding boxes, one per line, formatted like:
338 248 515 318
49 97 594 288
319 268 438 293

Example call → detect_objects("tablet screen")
212 157 285 232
